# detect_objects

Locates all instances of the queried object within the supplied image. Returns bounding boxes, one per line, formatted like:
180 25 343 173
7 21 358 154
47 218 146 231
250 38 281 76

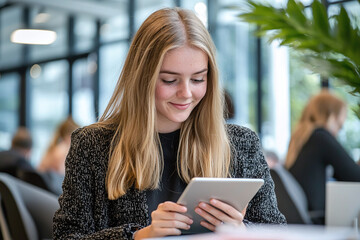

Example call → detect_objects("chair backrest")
0 173 59 240
270 165 313 224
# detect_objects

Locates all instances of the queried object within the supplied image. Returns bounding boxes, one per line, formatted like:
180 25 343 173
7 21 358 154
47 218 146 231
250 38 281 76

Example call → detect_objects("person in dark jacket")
0 127 34 176
53 8 286 240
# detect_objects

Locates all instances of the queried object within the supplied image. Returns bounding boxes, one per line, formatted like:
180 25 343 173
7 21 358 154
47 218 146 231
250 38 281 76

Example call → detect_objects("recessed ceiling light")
10 29 57 45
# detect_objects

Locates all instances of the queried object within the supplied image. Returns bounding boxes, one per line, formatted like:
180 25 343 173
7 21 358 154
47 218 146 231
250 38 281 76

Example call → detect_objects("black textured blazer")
53 124 286 239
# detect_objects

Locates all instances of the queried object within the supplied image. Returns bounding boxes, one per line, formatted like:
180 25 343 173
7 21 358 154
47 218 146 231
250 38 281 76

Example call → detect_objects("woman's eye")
162 79 176 84
192 78 204 83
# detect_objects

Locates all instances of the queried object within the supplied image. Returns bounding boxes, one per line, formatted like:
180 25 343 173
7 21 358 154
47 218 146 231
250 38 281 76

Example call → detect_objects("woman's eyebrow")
159 68 208 75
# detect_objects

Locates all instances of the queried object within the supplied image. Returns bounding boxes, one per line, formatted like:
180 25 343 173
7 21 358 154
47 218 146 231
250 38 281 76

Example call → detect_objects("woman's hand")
134 201 193 240
195 199 247 231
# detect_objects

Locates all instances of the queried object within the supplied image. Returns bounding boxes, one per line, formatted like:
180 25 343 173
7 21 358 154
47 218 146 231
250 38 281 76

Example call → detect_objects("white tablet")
177 177 264 234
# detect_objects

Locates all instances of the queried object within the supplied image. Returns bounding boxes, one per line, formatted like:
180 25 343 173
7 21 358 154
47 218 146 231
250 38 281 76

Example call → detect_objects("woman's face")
326 107 347 136
155 45 208 133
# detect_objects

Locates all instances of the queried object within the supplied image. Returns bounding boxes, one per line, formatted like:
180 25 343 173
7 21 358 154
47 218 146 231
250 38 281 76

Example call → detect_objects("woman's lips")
170 103 191 110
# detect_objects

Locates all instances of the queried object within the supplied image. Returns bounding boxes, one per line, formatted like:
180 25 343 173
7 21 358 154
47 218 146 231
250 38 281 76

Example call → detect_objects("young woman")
285 89 360 223
53 8 285 240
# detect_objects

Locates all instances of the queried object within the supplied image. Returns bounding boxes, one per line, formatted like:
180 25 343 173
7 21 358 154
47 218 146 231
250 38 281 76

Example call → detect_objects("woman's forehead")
160 45 208 73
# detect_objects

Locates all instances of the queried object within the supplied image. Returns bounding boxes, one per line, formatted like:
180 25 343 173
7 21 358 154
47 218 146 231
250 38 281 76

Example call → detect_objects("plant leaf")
237 0 360 117
286 0 307 26
311 0 330 37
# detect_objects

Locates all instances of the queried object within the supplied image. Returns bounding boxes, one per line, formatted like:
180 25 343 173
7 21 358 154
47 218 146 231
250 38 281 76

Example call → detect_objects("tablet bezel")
176 177 264 234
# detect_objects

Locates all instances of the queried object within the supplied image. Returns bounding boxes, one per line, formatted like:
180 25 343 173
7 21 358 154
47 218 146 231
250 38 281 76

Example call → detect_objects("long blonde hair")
95 8 231 199
285 89 346 169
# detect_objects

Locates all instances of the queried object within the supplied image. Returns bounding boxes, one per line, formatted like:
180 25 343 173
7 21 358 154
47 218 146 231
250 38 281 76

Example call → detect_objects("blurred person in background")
264 150 281 169
285 89 360 224
38 116 79 175
0 127 34 176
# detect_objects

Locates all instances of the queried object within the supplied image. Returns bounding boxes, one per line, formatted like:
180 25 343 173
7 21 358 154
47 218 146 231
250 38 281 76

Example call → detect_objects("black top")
145 129 187 219
289 128 360 214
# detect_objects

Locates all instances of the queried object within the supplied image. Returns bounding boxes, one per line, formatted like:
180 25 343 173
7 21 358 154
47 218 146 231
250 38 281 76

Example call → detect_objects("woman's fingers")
136 201 193 239
209 199 245 222
200 220 216 232
195 199 246 229
152 201 193 225
195 205 223 227
151 211 193 225
151 219 191 230
157 201 188 213
146 225 182 238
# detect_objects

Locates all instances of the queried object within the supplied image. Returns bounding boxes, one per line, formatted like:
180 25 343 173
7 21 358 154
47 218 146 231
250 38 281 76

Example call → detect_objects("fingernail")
200 202 206 208
187 225 190 229
211 199 217 204
195 208 201 214
188 219 193 224
182 207 187 211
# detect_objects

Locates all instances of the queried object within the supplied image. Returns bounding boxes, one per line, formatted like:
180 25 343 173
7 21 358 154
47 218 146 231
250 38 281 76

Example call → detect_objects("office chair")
270 165 313 224
0 173 59 240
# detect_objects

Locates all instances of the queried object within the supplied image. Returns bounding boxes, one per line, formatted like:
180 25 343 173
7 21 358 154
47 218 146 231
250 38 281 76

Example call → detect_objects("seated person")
38 116 79 175
0 127 34 176
285 89 360 224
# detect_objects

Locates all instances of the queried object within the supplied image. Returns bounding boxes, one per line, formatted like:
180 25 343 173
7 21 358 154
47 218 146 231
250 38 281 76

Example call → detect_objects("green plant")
238 0 360 118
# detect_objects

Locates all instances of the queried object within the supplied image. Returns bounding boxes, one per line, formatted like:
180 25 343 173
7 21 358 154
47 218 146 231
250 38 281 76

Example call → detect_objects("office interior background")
0 0 359 167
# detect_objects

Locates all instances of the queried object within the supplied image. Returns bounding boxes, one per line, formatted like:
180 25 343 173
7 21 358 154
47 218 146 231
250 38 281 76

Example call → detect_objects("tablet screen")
177 177 264 234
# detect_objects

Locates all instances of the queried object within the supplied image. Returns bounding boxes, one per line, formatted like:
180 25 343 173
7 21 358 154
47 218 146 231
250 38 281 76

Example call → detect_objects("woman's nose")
177 81 192 98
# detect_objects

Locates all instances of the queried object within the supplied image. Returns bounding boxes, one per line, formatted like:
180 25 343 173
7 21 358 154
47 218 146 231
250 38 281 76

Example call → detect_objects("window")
29 60 69 166
0 6 23 69
0 73 20 150
182 0 207 27
100 2 129 43
215 3 255 129
331 79 360 161
74 15 97 53
29 8 68 61
72 57 96 126
135 0 175 30
99 42 128 116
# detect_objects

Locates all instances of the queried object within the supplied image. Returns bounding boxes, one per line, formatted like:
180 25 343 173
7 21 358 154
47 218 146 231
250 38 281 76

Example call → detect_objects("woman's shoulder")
313 127 331 135
226 124 260 143
226 124 267 178
70 124 115 148
308 127 340 149
66 124 115 169
226 124 262 157
310 127 334 141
